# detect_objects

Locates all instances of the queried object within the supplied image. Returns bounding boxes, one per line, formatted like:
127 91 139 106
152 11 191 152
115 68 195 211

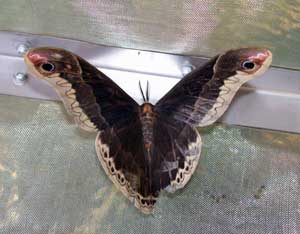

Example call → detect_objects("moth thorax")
140 103 155 148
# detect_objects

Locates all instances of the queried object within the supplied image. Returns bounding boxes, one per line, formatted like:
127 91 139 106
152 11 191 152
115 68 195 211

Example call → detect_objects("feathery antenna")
139 80 150 102
139 81 146 102
146 80 149 102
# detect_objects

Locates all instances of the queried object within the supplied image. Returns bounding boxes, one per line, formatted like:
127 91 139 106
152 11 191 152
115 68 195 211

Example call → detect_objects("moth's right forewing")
155 56 220 126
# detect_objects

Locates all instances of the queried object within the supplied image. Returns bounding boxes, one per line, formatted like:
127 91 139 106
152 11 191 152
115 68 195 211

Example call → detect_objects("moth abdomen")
139 103 156 148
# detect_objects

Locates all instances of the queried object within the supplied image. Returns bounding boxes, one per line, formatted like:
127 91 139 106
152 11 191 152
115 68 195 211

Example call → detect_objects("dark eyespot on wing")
242 61 255 70
41 62 55 72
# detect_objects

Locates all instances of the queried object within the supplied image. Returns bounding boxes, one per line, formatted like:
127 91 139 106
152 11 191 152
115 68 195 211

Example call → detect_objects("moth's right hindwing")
153 116 202 193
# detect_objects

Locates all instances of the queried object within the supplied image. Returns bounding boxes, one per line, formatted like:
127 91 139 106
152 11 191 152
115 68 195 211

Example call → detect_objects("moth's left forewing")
25 50 101 132
25 48 140 133
46 74 102 132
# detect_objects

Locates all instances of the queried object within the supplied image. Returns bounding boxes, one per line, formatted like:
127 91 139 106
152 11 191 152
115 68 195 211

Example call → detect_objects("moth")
24 47 272 214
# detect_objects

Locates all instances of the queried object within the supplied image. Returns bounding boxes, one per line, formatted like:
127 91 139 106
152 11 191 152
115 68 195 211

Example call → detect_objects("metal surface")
0 1 299 69
0 94 299 234
0 31 299 133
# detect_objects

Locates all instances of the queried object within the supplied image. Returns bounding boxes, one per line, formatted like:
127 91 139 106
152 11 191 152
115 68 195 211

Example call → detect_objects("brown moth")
24 48 272 214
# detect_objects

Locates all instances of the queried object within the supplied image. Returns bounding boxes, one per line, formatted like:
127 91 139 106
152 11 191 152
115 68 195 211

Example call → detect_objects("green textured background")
0 95 299 233
0 0 299 69
0 1 300 233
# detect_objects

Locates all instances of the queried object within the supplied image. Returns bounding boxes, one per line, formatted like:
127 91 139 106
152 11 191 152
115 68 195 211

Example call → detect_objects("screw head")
14 72 28 86
181 64 195 76
17 43 30 55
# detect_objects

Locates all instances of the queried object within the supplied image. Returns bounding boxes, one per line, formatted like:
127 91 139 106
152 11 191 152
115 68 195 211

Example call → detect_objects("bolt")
17 43 30 55
14 72 28 86
181 64 195 76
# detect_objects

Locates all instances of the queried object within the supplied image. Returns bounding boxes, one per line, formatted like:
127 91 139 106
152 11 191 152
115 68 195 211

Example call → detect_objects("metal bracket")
0 31 299 133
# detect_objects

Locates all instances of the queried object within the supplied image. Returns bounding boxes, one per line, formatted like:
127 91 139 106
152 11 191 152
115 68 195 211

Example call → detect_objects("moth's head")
24 47 81 78
215 48 272 78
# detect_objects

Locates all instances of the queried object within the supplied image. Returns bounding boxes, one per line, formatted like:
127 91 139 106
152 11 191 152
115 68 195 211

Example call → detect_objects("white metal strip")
0 31 299 133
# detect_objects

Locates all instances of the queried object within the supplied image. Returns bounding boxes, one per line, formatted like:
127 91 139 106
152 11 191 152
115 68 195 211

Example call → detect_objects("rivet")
181 64 195 76
17 43 30 55
14 72 28 86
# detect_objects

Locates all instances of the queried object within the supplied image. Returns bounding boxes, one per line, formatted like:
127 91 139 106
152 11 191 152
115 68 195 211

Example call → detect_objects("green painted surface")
0 0 299 69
